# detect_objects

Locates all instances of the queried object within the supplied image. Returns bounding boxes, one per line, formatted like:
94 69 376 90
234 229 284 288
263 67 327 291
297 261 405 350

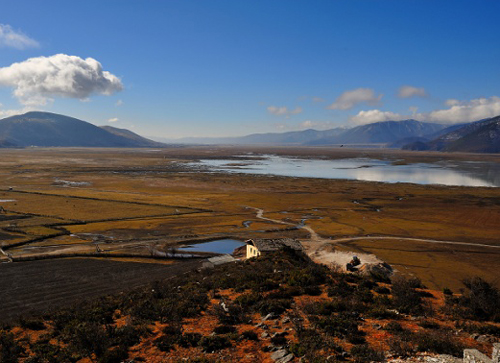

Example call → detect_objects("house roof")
246 238 303 252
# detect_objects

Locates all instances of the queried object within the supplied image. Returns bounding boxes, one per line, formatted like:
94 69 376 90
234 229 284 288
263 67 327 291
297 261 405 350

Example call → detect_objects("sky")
1 0 499 139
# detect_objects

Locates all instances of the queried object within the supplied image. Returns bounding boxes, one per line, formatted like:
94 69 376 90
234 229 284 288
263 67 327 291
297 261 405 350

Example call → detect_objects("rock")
277 353 294 363
477 334 495 343
272 331 288 338
256 322 268 329
271 349 288 361
262 313 277 321
261 332 270 338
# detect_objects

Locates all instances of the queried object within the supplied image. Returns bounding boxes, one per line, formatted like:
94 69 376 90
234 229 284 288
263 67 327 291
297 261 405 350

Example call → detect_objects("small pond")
179 239 245 254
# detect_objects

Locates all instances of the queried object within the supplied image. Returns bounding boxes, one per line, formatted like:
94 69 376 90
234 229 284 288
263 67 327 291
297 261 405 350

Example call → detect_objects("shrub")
256 298 292 316
270 335 288 346
178 333 202 348
0 330 26 363
442 287 453 296
418 320 440 330
154 324 183 352
63 322 110 358
391 277 424 315
19 317 46 331
198 335 231 352
350 344 385 362
388 337 413 358
384 321 404 333
415 331 464 357
235 292 263 308
240 330 258 341
98 346 128 363
213 325 236 335
327 279 354 297
374 286 391 295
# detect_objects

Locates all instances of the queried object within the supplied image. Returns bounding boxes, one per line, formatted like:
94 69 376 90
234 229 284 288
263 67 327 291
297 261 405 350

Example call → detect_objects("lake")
179 239 245 254
194 155 500 187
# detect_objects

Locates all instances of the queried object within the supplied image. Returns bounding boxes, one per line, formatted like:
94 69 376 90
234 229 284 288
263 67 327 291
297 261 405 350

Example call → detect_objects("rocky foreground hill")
1 249 499 362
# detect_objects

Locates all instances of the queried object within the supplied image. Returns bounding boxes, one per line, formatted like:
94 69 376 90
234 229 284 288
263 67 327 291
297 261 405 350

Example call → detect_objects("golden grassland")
1 146 499 290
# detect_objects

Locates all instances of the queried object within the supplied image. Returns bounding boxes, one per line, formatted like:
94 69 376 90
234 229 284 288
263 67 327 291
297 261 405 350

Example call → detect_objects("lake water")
194 155 500 187
179 239 245 254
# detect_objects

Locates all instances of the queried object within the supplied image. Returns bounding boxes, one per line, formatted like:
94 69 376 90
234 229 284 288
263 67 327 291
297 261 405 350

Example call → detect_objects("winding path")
250 207 500 253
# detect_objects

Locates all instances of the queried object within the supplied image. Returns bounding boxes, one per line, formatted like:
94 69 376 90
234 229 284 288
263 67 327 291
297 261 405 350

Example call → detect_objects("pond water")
179 239 245 254
194 155 500 187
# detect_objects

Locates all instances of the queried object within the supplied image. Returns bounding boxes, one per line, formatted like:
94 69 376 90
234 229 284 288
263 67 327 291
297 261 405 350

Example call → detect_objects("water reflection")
195 155 500 187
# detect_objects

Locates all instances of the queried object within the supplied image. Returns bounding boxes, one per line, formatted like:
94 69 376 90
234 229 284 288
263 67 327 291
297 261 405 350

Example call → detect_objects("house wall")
246 244 260 258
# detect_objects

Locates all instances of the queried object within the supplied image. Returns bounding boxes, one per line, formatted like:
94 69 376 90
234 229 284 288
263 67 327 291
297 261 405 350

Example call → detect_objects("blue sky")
1 0 499 138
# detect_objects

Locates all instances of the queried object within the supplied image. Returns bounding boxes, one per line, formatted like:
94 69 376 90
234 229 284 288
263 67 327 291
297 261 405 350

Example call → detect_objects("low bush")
374 286 391 294
19 317 46 331
350 344 385 362
240 330 258 341
418 320 440 330
198 335 231 352
213 325 236 335
0 330 26 363
256 298 292 316
178 333 202 348
415 331 464 357
391 277 424 315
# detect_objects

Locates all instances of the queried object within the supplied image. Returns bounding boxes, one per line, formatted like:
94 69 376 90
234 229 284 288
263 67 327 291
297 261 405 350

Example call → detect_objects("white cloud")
108 117 119 123
327 88 383 110
0 24 39 49
348 96 500 126
267 105 302 116
312 97 325 103
427 96 500 123
0 105 34 119
0 54 123 106
398 85 427 98
349 110 406 125
115 99 123 106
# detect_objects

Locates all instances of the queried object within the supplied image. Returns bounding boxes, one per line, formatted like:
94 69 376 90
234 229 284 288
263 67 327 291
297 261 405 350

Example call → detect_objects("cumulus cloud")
108 117 119 123
349 110 406 125
348 96 500 126
0 24 39 49
267 105 303 117
398 85 427 98
327 88 382 110
427 96 500 123
0 54 123 106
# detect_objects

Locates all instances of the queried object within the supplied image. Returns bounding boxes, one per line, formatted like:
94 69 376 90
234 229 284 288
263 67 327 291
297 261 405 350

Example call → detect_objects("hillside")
1 249 499 362
100 125 165 147
0 112 162 148
404 116 500 153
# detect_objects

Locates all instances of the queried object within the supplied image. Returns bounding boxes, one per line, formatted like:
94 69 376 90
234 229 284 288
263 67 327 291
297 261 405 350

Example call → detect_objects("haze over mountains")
0 111 499 153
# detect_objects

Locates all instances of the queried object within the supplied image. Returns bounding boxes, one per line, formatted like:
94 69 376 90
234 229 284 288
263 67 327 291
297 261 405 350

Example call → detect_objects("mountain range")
165 119 448 146
1 111 499 153
403 115 500 153
0 112 163 148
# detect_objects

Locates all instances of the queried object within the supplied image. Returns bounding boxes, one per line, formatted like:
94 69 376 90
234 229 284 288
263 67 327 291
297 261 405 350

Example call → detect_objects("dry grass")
1 146 499 289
